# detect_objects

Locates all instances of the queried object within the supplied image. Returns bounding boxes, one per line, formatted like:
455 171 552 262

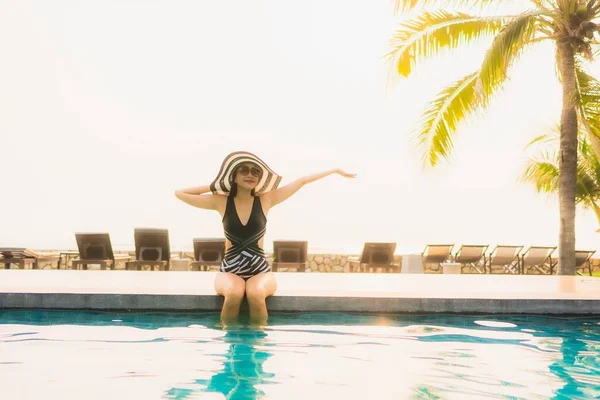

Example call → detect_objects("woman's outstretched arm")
265 168 356 208
175 185 223 210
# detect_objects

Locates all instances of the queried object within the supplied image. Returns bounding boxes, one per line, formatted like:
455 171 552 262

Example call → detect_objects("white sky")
1 0 599 254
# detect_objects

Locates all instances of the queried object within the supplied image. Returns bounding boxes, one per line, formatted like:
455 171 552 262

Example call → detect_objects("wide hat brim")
210 151 282 196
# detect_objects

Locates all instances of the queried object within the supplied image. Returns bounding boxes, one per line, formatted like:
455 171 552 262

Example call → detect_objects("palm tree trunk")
557 40 578 275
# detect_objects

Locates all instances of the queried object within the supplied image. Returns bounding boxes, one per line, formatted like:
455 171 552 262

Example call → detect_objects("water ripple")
0 310 598 399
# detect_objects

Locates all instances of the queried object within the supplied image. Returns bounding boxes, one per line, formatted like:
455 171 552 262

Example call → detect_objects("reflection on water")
166 327 275 399
0 311 598 399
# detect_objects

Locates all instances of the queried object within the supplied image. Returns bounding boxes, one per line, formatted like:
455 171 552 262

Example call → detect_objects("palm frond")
524 131 559 149
517 114 562 199
575 64 600 123
528 0 555 11
575 63 600 160
556 0 579 15
522 127 600 210
393 0 513 14
476 11 542 96
388 10 509 77
521 157 559 193
587 132 600 167
414 71 485 166
575 144 600 205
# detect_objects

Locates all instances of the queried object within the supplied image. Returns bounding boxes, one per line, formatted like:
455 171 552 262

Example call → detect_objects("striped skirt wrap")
221 228 270 279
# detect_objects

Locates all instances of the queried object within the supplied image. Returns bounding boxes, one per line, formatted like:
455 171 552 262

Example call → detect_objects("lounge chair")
190 238 226 271
272 240 308 272
349 242 398 273
487 245 523 274
0 248 60 269
126 228 171 271
71 233 130 270
521 246 557 274
575 250 596 276
454 244 489 274
421 244 453 273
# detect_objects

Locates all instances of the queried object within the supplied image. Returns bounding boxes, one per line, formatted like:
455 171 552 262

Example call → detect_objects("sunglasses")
237 165 262 178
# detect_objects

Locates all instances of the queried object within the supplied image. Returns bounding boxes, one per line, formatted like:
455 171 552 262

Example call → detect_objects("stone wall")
284 254 355 273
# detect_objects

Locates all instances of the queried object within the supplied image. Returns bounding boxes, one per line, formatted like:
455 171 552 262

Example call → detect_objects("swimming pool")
0 311 598 399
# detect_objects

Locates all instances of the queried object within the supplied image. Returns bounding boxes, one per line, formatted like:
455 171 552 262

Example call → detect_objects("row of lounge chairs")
421 244 596 275
0 229 305 272
357 243 595 276
2 229 183 271
0 233 596 275
340 243 595 275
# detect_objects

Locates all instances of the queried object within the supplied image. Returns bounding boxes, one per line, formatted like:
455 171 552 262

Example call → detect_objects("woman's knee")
245 275 276 302
222 285 245 302
215 273 245 302
245 284 267 302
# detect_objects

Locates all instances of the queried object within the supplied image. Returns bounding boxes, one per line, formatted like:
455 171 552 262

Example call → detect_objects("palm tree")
522 128 600 231
388 0 600 274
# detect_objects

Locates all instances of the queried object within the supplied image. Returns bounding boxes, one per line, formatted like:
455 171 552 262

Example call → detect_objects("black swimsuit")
220 195 270 280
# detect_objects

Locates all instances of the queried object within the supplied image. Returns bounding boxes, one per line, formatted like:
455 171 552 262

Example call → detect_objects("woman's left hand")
336 169 357 178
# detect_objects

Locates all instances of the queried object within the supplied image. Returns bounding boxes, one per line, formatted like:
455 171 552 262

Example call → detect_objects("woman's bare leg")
245 272 277 325
214 272 246 324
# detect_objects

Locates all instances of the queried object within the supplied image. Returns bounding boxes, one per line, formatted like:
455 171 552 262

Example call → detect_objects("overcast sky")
1 0 598 255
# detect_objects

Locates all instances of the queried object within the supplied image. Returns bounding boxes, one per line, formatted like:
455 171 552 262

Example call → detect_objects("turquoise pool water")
0 311 598 399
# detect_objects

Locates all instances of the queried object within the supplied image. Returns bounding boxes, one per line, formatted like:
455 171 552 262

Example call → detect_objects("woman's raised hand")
335 169 357 178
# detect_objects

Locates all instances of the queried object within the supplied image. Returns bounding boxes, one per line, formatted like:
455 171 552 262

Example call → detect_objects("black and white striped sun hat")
210 151 282 196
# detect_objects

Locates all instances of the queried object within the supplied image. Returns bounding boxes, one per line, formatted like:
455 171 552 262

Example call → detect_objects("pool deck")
0 270 599 314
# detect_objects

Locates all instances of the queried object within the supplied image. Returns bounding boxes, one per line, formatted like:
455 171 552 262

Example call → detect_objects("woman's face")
234 162 262 191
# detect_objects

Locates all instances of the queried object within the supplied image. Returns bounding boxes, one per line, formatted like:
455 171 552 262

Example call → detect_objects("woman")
175 151 355 324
